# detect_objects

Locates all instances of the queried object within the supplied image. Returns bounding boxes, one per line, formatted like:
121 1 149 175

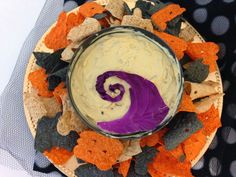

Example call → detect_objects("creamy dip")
70 30 182 134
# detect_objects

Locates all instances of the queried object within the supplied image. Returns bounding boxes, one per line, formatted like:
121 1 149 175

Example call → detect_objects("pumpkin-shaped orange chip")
73 131 124 170
43 147 73 165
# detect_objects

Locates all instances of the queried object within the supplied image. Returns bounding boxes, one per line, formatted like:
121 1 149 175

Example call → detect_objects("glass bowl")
67 26 184 139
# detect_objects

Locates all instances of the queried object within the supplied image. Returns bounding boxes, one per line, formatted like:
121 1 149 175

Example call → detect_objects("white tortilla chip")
105 0 124 20
67 18 101 42
117 139 142 162
57 94 87 136
184 81 219 100
194 93 224 113
24 92 62 122
61 42 80 62
121 8 153 32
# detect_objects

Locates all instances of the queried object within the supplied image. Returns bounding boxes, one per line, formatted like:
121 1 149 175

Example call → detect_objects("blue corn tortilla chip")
124 2 132 15
179 54 191 67
75 163 114 177
134 146 157 176
34 49 68 74
127 161 151 177
34 49 69 91
93 13 108 20
33 52 51 67
134 0 171 19
164 112 203 150
34 112 79 153
47 67 68 91
184 59 210 83
77 158 85 164
165 15 183 36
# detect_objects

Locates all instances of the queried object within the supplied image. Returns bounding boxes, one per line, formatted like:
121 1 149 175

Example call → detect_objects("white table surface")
0 0 46 176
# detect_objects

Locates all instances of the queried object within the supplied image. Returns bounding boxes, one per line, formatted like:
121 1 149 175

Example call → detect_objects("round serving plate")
23 0 223 176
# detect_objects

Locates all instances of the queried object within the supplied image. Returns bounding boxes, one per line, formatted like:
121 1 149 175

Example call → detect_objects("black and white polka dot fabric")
33 0 236 176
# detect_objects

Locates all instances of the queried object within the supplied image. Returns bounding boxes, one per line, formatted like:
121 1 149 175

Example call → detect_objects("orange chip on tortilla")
182 129 206 161
73 131 124 170
154 31 187 60
53 82 67 104
118 159 131 177
43 147 73 165
151 4 186 31
186 42 219 72
178 91 196 112
151 146 193 177
197 105 221 136
28 68 53 97
140 128 168 147
79 2 105 17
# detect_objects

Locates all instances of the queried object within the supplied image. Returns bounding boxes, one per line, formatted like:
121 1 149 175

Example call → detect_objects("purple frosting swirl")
96 71 169 134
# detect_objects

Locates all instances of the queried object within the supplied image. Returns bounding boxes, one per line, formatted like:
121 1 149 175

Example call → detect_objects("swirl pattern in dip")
70 29 182 134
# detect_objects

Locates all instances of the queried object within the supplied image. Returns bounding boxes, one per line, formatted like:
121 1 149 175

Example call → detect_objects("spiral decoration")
96 71 169 134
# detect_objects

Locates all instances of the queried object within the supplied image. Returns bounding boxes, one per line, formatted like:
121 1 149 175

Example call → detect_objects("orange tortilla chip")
182 129 206 161
53 82 67 104
151 146 193 177
148 163 167 177
168 144 185 162
44 11 85 50
186 42 219 72
73 131 124 170
140 128 168 147
151 4 186 31
118 159 131 177
28 68 53 97
197 105 221 136
178 91 196 112
79 2 105 17
154 31 187 60
66 12 85 32
43 147 73 165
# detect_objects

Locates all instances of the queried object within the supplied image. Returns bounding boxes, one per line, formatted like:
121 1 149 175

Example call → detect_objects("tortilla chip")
194 93 224 113
53 82 67 104
61 42 80 62
73 131 124 170
184 81 219 100
28 68 53 97
197 105 221 136
79 2 105 17
182 129 206 161
105 0 124 20
168 144 185 162
118 159 131 177
177 91 196 112
151 4 186 31
67 17 101 42
148 163 167 177
43 147 73 165
179 25 196 42
154 30 187 60
57 94 87 136
140 127 168 147
44 12 85 51
121 8 153 32
186 42 219 72
117 139 142 163
151 146 193 177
